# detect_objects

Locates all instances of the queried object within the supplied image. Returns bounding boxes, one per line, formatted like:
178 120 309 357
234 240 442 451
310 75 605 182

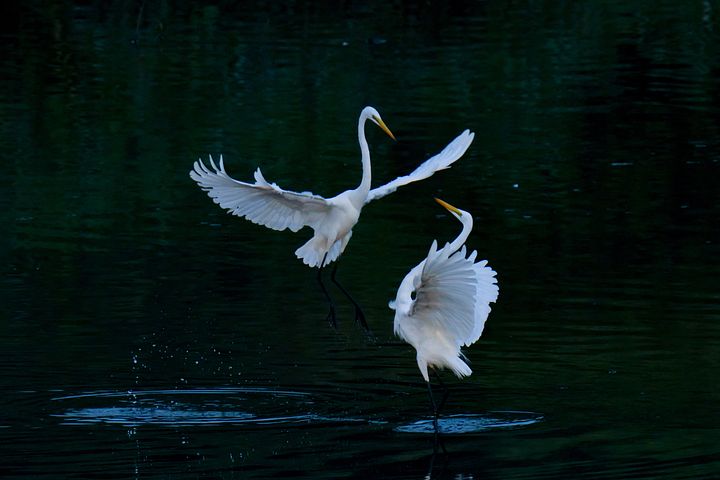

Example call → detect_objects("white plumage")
390 198 499 383
364 130 475 203
190 106 474 268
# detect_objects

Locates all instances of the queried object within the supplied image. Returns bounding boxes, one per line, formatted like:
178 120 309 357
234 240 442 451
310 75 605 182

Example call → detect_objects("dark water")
2 2 720 478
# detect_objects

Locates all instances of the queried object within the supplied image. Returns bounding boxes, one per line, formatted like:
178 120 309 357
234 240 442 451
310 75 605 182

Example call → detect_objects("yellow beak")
434 197 462 216
373 116 396 141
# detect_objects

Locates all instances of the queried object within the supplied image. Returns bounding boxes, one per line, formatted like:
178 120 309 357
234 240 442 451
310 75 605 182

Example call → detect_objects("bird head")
363 106 396 141
435 197 464 220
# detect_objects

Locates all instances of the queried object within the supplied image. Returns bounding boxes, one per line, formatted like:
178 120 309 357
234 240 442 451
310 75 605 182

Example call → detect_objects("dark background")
1 1 719 478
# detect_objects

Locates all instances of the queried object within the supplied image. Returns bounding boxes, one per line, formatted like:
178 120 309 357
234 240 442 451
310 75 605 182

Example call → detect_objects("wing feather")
190 155 332 232
465 256 499 345
365 130 474 204
409 242 498 348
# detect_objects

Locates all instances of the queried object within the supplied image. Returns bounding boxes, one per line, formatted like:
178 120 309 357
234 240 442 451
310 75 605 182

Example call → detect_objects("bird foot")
354 307 373 336
326 306 338 329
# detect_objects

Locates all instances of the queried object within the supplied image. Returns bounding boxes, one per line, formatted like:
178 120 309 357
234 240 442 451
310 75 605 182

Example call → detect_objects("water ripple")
395 411 544 434
51 387 377 428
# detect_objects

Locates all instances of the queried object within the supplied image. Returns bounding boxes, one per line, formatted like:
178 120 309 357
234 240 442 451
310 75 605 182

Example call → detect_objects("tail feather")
294 231 353 268
420 353 473 381
295 238 326 268
447 355 472 379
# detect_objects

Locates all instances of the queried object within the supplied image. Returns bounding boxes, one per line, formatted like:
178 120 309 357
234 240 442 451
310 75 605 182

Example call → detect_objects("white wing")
407 241 480 348
190 155 332 232
464 254 499 346
365 130 474 204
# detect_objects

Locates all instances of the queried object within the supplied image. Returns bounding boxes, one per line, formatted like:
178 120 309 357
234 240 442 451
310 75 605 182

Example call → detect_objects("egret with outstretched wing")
390 198 498 418
190 107 474 328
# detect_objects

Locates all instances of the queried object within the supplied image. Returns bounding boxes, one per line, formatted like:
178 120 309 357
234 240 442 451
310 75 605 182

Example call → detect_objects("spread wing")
365 130 474 204
190 155 332 232
464 253 499 346
407 241 479 347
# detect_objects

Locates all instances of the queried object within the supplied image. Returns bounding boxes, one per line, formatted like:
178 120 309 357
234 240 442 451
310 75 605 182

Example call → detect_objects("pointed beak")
373 116 396 141
434 197 462 216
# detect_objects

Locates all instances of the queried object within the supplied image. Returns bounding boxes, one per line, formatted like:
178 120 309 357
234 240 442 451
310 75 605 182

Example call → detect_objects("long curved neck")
447 213 473 252
357 116 371 194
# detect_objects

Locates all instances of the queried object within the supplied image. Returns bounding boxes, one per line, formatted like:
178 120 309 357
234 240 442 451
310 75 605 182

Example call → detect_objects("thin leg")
433 369 450 414
317 254 337 329
330 262 370 333
426 381 439 418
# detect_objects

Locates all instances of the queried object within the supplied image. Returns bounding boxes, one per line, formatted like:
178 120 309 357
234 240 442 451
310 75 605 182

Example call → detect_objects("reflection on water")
57 406 254 426
52 388 379 428
52 388 541 433
2 1 720 479
395 412 544 435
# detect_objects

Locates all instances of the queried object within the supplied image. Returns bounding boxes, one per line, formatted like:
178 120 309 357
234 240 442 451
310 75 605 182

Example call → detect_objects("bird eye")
410 291 417 301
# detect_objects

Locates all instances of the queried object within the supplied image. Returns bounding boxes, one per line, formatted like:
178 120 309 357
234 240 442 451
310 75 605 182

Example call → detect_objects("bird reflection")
424 427 449 480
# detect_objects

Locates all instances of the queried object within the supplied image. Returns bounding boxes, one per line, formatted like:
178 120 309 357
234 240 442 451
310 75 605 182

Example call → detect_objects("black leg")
317 254 337 329
433 369 450 414
427 380 439 418
427 369 449 431
330 262 370 333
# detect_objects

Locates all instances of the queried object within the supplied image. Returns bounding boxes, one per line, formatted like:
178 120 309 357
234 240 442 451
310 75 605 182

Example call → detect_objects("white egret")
389 198 499 417
190 106 474 328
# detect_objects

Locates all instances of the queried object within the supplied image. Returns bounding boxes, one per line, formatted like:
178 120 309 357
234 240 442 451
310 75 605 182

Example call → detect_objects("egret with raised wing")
389 198 499 419
190 107 474 329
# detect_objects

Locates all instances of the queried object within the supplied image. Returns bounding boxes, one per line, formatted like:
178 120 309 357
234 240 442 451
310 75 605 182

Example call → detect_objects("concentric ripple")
394 411 544 434
51 387 375 427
